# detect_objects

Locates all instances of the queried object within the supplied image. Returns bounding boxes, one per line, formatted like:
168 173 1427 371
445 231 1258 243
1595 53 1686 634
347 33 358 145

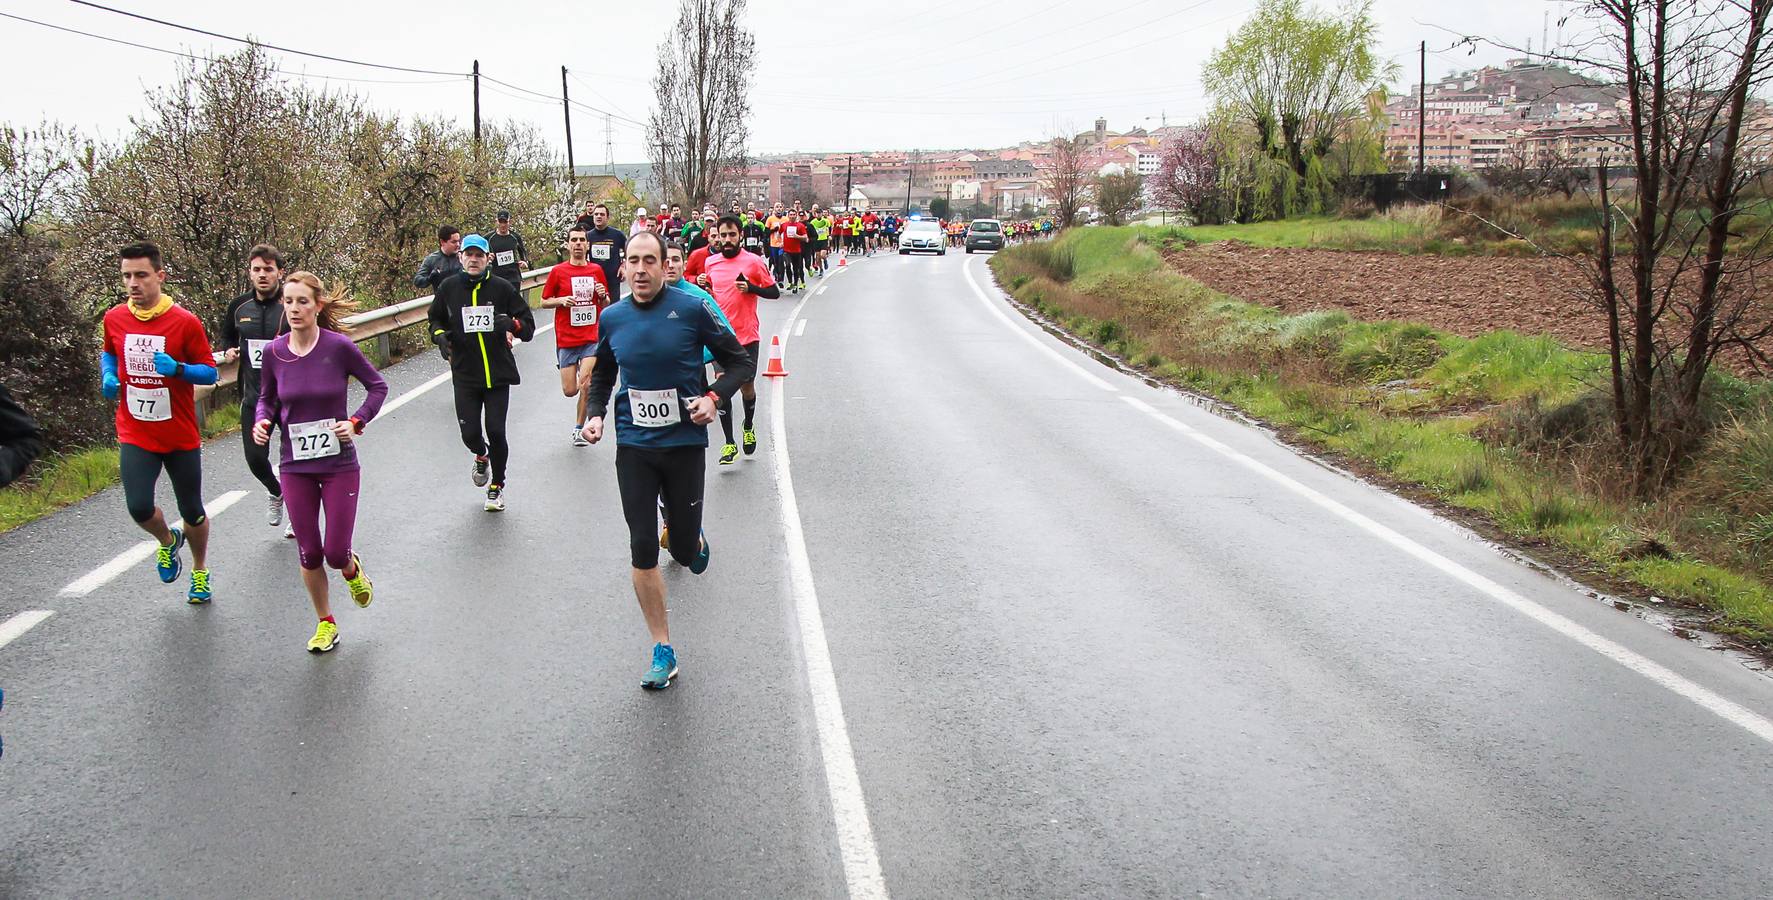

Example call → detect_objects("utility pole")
1416 41 1426 176
561 66 575 179
844 154 853 211
905 150 914 214
472 59 482 150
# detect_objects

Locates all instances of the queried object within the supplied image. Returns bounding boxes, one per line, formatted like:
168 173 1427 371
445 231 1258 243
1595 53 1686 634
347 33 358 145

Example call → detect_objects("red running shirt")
102 301 214 454
542 262 610 348
700 249 775 344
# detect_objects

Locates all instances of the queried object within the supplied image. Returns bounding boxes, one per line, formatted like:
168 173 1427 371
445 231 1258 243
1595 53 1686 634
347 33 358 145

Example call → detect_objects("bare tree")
648 0 754 209
1548 0 1773 490
1095 171 1145 226
1485 142 1593 199
1041 135 1090 228
0 122 85 236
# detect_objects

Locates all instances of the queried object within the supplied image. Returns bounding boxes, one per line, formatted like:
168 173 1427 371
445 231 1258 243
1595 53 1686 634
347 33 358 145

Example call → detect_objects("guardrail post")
376 332 391 366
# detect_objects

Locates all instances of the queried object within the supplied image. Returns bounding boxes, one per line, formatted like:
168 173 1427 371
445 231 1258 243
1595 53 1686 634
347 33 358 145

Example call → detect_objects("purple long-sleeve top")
255 329 389 474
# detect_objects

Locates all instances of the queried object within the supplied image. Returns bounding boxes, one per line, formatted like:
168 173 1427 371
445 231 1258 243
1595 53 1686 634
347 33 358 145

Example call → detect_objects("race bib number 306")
289 419 340 461
462 306 495 334
629 388 682 429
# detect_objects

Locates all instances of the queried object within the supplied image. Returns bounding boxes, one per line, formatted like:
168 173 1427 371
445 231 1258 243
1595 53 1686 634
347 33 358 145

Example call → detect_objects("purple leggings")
279 468 360 571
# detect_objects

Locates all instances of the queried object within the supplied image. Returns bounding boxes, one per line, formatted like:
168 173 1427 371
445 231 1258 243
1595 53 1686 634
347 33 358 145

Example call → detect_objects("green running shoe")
641 643 678 690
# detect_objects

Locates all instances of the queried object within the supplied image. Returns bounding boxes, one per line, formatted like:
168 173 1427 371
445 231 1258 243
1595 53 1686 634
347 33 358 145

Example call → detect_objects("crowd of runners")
94 196 1055 687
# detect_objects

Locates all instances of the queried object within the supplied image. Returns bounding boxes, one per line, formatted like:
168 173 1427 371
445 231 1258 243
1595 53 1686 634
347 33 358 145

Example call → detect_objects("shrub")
0 235 109 450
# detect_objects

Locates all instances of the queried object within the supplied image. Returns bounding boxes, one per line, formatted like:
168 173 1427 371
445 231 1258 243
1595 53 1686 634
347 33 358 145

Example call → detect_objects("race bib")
246 338 269 369
629 388 681 429
591 244 612 261
495 250 516 266
570 302 597 327
462 306 495 334
122 333 166 380
126 384 171 422
289 419 340 461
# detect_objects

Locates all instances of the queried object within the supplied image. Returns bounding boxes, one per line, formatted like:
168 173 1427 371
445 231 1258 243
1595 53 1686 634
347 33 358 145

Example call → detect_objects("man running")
487 210 529 292
414 225 463 291
217 244 291 536
689 213 780 465
428 234 536 511
101 242 219 602
582 203 626 298
253 271 388 653
581 230 755 690
538 226 610 446
781 210 808 291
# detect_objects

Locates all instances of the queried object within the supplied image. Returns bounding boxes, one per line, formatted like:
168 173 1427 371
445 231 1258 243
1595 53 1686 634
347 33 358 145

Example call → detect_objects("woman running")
253 271 389 653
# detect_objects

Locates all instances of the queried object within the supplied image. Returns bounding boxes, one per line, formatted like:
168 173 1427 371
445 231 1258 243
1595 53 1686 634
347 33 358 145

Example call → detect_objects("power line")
567 71 639 123
66 0 468 76
1 11 463 86
481 74 649 130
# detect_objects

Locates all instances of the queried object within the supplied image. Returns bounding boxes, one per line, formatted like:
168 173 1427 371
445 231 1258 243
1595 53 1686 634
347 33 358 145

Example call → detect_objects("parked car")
965 219 1004 253
898 219 946 255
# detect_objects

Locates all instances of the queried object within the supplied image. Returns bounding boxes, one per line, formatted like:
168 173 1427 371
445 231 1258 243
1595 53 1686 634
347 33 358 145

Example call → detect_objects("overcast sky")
0 0 1573 160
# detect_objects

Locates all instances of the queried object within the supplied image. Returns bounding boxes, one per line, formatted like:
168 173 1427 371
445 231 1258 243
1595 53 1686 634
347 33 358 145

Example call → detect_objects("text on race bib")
570 276 599 326
495 250 516 267
123 333 167 380
571 303 597 327
289 419 340 461
591 244 612 260
126 385 172 422
246 339 269 369
462 306 495 334
628 388 682 429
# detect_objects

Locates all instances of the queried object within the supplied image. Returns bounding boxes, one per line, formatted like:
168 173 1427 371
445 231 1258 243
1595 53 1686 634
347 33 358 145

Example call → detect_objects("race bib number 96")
289 419 340 461
462 306 495 334
591 244 612 261
629 388 682 429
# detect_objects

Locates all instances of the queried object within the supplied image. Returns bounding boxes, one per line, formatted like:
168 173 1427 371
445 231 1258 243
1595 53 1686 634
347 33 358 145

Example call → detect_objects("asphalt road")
3 247 1773 898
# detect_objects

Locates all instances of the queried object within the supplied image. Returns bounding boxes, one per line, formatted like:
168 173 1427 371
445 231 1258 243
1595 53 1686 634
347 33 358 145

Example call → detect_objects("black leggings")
453 382 511 485
120 443 205 525
240 396 280 497
616 445 705 570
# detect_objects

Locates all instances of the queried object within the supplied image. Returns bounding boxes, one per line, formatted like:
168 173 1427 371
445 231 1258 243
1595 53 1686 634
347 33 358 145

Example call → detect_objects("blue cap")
460 234 490 254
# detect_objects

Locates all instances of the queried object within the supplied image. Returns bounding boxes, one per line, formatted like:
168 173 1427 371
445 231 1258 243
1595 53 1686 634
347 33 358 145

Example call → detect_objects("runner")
217 244 291 537
537 226 610 446
252 271 388 653
781 210 808 292
580 230 755 690
427 234 537 511
742 207 768 258
413 225 463 291
809 207 830 276
487 210 529 292
689 214 780 465
862 209 880 255
582 203 627 298
101 242 219 603
765 203 787 285
832 211 850 258
629 207 651 236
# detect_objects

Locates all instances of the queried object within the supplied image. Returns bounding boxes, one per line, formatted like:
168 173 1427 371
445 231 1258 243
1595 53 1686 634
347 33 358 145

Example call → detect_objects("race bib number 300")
126 384 171 422
123 333 167 379
629 388 682 429
462 306 495 334
289 419 340 461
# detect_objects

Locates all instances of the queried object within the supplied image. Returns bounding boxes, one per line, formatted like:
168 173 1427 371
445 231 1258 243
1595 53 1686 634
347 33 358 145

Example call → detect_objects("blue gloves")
102 373 120 400
152 351 180 377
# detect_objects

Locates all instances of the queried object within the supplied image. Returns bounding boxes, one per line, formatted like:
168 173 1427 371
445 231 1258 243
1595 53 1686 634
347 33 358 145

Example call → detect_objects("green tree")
1203 0 1390 180
928 197 951 220
1094 171 1144 226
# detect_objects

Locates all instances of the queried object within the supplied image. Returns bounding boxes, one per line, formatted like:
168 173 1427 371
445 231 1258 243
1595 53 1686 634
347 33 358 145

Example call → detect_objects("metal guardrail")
204 264 558 398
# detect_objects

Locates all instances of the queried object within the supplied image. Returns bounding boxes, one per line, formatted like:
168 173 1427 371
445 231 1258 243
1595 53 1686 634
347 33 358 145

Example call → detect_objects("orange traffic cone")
762 335 789 377
837 256 847 267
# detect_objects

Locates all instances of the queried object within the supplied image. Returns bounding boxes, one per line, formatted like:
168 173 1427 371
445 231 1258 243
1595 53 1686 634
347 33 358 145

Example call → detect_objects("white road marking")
376 371 453 419
771 269 890 898
1117 394 1773 747
960 257 1116 392
817 284 829 295
60 489 249 597
0 610 53 651
795 318 808 337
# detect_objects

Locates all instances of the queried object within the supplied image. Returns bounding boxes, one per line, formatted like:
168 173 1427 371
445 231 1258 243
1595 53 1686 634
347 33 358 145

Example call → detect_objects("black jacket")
0 382 43 488
219 287 287 400
486 230 528 287
427 270 536 388
414 250 463 291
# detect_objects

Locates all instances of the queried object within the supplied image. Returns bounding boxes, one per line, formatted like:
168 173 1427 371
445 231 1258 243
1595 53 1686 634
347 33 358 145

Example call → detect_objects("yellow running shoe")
345 554 373 608
307 620 339 653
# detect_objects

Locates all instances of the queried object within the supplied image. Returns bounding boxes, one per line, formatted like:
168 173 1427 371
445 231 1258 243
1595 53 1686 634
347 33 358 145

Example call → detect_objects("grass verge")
992 227 1773 646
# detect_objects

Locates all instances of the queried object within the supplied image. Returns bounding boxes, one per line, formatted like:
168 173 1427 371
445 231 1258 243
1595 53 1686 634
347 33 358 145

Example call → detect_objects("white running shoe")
267 493 284 527
484 485 505 512
572 425 589 448
284 521 296 539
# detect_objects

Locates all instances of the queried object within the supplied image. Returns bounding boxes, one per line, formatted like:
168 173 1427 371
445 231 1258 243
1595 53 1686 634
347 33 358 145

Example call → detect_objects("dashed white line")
960 256 1116 392
59 489 250 597
771 267 889 898
1116 394 1773 747
0 610 54 651
376 371 452 419
816 284 829 295
795 318 808 337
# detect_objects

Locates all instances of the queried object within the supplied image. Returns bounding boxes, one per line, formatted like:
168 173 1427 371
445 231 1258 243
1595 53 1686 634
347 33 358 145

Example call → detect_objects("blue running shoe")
156 527 185 584
689 532 710 575
187 569 212 604
641 643 678 690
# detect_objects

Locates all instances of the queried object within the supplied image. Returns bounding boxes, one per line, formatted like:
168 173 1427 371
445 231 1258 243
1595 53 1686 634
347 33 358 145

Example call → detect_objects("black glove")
432 331 452 361
495 314 515 335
